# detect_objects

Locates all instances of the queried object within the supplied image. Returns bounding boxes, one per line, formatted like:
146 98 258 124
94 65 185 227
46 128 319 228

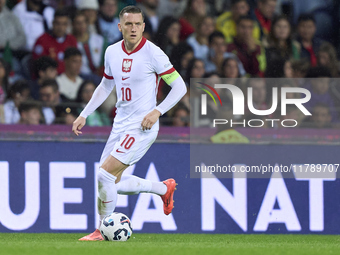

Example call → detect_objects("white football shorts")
99 129 158 166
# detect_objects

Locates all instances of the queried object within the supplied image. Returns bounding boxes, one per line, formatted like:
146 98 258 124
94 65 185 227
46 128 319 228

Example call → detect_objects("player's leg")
79 132 128 241
93 132 120 217
79 130 176 241
116 174 166 195
113 130 177 215
79 155 128 241
98 155 128 218
116 174 177 215
114 130 165 195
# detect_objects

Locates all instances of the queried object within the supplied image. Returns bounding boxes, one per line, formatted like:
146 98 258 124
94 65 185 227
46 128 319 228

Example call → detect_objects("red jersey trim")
159 67 176 76
104 73 114 80
121 37 147 55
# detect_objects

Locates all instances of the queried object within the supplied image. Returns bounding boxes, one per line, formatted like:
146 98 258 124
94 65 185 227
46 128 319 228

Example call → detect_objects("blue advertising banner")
0 141 339 234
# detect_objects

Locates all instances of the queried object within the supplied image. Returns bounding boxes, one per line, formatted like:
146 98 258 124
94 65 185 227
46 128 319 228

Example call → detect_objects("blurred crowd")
0 0 339 129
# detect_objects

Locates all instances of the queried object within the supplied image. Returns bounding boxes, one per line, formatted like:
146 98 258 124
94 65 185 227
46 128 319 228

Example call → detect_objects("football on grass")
100 212 133 241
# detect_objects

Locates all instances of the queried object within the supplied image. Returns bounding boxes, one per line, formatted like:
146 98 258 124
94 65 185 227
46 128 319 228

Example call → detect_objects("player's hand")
141 109 161 131
72 116 86 136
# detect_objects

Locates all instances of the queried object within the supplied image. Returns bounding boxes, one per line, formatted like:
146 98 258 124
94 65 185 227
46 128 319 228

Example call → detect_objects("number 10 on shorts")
120 134 135 150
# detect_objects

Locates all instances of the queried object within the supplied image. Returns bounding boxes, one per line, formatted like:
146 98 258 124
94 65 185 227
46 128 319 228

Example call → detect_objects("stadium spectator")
179 57 201 113
56 47 83 100
254 0 277 40
18 100 42 125
0 0 26 52
157 0 186 20
185 58 205 86
208 65 243 108
3 80 30 124
205 31 245 75
153 16 181 56
97 0 122 45
279 104 307 128
265 58 300 78
32 9 78 74
265 15 300 67
179 0 207 40
48 0 76 9
203 72 234 118
283 60 293 78
12 0 55 52
296 14 323 67
204 72 221 86
54 104 78 125
172 103 189 127
75 80 111 126
226 16 266 77
137 0 160 34
216 0 260 43
304 66 337 122
278 79 301 99
76 0 100 34
245 78 272 118
186 16 215 61
72 11 107 78
39 79 66 125
30 56 58 99
169 42 194 78
40 79 65 106
221 57 241 78
271 79 302 119
291 59 309 78
182 59 205 110
317 42 339 77
0 58 10 104
301 103 332 129
205 31 227 73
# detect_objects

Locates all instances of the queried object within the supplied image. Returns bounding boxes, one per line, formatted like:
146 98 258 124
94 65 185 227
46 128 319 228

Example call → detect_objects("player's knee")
97 168 117 185
101 156 126 176
99 165 120 179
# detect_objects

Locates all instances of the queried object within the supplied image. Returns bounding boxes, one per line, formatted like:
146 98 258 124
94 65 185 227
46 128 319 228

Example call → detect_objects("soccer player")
72 6 187 241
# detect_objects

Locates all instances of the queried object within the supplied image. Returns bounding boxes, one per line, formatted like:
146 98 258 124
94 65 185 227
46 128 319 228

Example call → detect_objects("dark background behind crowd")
0 0 340 129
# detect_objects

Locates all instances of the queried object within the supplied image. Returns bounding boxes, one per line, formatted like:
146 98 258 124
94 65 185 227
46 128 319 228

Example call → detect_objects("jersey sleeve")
151 46 179 85
101 47 116 92
79 48 116 118
103 48 114 81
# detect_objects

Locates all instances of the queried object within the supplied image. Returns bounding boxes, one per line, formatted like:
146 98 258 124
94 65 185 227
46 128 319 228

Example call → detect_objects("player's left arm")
141 69 187 130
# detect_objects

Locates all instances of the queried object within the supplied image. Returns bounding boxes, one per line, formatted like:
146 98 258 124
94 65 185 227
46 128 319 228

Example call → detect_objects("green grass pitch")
0 233 339 255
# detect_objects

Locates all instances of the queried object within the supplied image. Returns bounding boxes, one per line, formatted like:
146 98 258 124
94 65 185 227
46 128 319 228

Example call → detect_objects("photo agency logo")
196 82 312 128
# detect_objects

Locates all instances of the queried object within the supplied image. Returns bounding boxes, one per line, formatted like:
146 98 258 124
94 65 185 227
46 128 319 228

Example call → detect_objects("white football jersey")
104 37 174 133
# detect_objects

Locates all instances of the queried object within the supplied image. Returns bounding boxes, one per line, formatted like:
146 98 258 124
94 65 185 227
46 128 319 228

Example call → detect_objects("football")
99 212 133 241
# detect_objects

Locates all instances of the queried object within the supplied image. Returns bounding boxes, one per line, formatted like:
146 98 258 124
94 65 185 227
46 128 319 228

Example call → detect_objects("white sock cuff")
98 168 117 182
143 179 153 193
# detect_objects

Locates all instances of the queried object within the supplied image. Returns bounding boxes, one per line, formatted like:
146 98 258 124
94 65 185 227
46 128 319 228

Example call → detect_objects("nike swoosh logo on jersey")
122 77 130 80
102 200 113 204
116 149 125 153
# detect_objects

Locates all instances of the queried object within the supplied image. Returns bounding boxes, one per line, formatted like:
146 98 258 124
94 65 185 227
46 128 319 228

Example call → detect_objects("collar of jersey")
121 37 147 55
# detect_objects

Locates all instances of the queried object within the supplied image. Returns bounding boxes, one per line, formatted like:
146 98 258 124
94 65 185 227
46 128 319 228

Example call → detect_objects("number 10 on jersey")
121 87 131 101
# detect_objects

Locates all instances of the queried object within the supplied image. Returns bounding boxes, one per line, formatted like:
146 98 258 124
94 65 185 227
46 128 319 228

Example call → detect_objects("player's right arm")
72 49 115 136
72 76 115 135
